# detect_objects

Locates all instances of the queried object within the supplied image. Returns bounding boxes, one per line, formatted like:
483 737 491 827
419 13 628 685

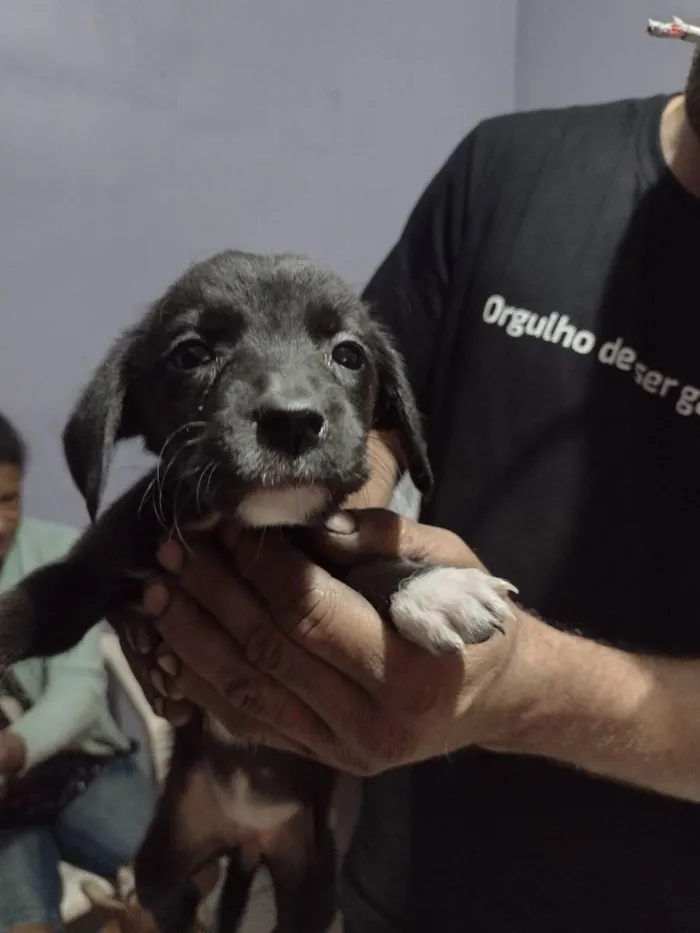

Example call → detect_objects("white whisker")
153 421 207 531
137 477 156 519
195 461 217 517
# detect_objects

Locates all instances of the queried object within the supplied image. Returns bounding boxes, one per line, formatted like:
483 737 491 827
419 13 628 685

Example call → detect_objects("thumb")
314 508 478 568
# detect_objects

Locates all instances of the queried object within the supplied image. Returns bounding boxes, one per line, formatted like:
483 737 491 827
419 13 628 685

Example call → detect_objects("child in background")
0 411 155 933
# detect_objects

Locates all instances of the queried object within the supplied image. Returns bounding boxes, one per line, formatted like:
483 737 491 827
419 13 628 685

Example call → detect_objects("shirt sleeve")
8 521 108 772
362 128 477 415
10 625 108 771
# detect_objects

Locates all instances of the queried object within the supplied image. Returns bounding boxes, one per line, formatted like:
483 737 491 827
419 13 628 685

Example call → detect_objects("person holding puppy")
0 412 155 933
127 47 700 933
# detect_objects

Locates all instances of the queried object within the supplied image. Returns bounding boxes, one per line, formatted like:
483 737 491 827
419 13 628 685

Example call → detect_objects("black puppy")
0 251 515 933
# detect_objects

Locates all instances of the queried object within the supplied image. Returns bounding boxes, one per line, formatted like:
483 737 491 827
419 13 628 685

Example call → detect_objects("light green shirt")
0 517 130 770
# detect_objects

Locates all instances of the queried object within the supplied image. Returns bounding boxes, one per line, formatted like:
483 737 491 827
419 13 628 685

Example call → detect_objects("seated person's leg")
52 754 156 880
0 826 63 933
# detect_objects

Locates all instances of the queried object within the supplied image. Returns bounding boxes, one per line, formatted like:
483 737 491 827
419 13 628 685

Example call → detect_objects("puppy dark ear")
371 324 433 496
62 332 139 521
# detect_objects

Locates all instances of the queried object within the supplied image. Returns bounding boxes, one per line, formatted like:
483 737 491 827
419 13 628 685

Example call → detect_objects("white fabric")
60 632 172 924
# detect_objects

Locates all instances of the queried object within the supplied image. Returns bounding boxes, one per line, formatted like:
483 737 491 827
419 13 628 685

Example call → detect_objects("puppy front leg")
0 473 162 665
0 558 106 664
344 557 518 655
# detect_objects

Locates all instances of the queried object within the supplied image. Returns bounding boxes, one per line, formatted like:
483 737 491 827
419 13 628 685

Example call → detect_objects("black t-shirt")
341 94 700 932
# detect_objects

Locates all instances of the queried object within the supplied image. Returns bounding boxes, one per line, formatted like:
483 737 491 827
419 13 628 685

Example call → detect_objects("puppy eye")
332 341 365 371
168 340 214 371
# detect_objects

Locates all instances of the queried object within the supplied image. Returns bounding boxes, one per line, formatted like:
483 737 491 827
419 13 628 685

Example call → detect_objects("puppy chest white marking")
213 771 301 832
237 486 329 527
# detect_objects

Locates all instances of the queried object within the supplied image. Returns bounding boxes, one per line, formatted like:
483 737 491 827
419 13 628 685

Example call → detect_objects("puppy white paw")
389 567 518 655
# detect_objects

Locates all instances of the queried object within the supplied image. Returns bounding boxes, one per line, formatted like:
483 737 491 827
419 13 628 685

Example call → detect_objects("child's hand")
0 729 26 775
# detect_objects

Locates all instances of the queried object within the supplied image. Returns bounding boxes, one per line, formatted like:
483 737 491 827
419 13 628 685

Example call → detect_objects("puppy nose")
255 403 327 456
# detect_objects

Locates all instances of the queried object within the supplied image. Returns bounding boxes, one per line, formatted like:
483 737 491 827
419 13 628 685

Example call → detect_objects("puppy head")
63 251 431 526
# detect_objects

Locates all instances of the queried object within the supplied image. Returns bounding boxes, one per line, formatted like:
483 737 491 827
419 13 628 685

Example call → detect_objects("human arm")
139 509 700 803
7 625 109 772
488 613 700 803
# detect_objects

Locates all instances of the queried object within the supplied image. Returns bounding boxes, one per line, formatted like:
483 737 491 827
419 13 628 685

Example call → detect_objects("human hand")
119 430 398 724
119 608 194 728
130 510 524 775
0 729 26 775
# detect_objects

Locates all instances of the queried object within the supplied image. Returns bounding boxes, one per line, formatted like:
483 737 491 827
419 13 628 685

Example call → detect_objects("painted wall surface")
0 0 518 525
516 0 692 110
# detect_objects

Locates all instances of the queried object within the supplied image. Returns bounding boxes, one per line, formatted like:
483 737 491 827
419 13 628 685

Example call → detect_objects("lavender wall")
516 0 692 110
0 0 518 524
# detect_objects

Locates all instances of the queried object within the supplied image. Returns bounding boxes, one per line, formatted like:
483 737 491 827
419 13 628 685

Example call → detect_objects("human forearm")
11 677 103 771
11 628 107 771
12 679 103 771
480 613 700 802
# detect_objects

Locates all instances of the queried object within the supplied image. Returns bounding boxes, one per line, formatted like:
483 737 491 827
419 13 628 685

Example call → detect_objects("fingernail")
227 685 253 709
150 669 168 696
151 666 186 702
128 624 152 655
324 511 356 535
168 682 186 701
157 652 180 678
167 705 193 728
157 539 184 574
143 581 170 617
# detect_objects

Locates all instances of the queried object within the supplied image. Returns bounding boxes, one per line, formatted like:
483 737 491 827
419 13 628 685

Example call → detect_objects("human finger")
118 615 194 726
312 509 482 569
174 663 314 757
155 538 387 708
222 530 466 719
144 577 358 753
